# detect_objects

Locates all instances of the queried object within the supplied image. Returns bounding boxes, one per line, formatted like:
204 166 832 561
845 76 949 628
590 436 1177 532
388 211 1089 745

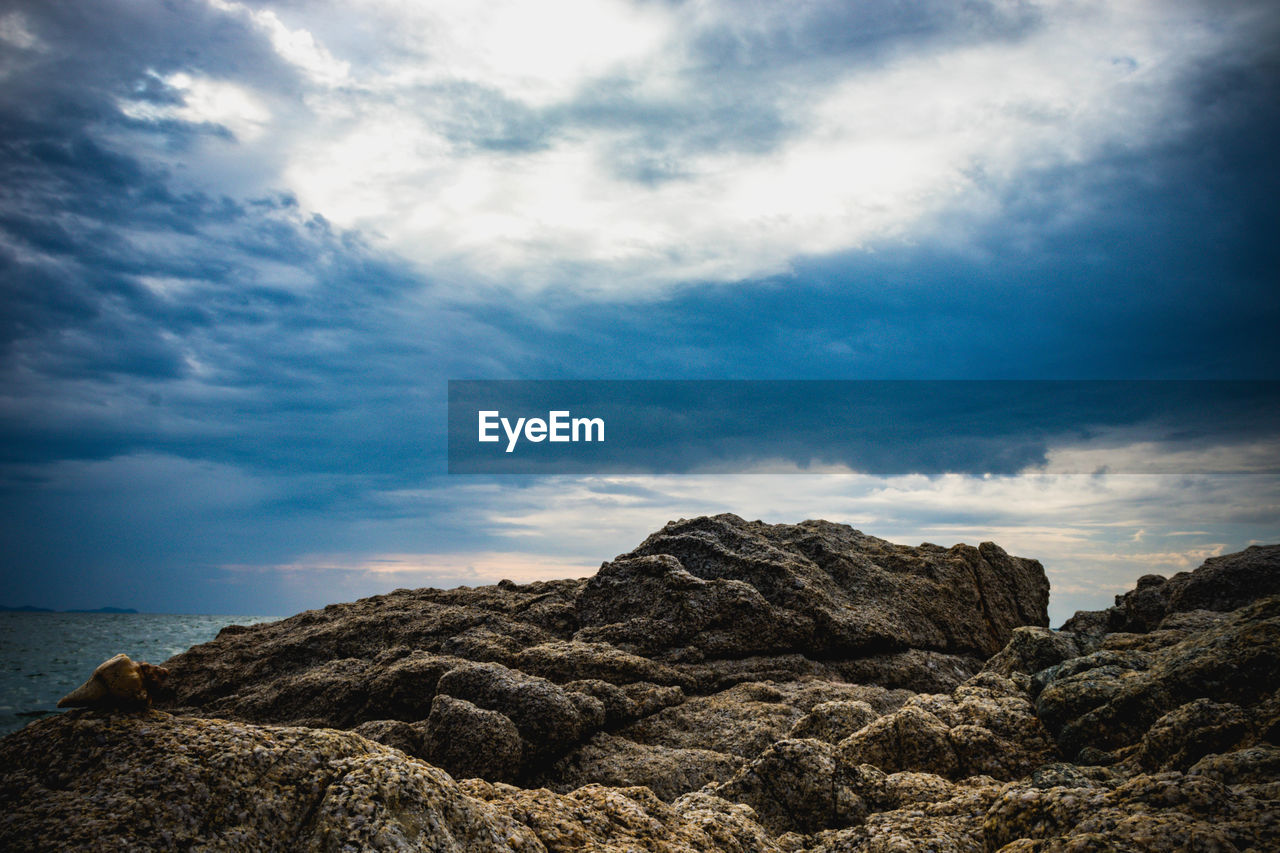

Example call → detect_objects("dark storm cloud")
683 0 1042 73
0 2 524 482
0 0 1276 613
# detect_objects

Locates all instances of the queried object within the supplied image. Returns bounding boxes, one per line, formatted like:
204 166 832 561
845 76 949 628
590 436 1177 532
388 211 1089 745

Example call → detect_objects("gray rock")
983 626 1082 678
3 537 1280 852
434 661 586 766
788 700 880 743
713 738 870 834
1137 698 1251 771
1061 544 1280 635
423 694 524 781
540 732 742 800
350 718 423 756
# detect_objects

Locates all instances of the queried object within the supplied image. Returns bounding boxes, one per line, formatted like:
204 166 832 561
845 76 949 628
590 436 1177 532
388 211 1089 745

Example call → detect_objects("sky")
0 0 1277 624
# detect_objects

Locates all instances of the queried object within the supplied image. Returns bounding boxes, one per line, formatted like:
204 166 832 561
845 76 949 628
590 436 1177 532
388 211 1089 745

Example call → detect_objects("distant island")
0 605 138 614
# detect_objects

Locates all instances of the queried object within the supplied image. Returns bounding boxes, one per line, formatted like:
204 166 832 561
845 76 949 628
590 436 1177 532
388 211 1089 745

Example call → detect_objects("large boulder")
422 694 524 781
578 515 1049 662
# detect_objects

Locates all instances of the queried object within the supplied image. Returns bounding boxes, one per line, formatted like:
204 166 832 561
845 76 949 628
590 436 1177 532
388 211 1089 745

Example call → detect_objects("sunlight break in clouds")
119 71 272 141
156 0 1248 296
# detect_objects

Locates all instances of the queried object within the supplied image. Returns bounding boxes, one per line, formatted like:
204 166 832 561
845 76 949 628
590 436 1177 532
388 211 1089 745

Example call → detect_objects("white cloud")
0 12 42 51
171 0 1244 297
208 0 350 86
120 71 271 141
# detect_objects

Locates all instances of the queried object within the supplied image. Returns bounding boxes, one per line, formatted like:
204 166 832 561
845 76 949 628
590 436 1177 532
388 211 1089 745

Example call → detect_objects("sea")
0 612 280 737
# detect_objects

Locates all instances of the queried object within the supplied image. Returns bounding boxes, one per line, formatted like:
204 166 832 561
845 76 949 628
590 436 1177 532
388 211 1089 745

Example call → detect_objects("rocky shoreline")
2 514 1277 851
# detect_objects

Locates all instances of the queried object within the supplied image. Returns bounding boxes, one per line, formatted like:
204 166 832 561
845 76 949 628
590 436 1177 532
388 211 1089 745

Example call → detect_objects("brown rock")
423 694 524 781
713 738 870 834
579 515 1049 661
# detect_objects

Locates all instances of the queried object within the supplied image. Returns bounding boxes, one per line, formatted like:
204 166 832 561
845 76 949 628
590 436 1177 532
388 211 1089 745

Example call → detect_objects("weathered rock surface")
0 711 783 852
1036 596 1280 762
153 515 1049 782
56 653 170 710
2 524 1277 851
579 516 1049 663
1062 543 1280 640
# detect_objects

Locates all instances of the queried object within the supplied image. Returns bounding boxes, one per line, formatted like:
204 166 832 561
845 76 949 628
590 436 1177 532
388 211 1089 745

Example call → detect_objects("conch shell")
57 653 170 709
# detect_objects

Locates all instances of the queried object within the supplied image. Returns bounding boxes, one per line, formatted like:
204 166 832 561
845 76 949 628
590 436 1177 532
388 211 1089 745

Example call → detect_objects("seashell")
57 653 169 709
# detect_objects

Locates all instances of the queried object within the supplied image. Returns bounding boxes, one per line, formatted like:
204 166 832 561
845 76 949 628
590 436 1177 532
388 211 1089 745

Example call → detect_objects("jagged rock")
579 515 1049 662
1136 698 1251 771
434 661 586 767
562 678 636 726
0 711 536 851
983 771 1278 852
1188 743 1280 785
983 626 1082 678
831 648 984 693
1028 761 1117 789
0 711 781 852
806 776 1002 852
1038 596 1280 761
360 650 465 721
350 718 423 756
836 673 1056 781
513 640 693 688
839 704 960 778
1062 543 1280 635
618 681 806 759
162 579 584 714
10 525 1276 852
575 553 794 658
153 515 1049 784
461 779 785 852
619 680 686 717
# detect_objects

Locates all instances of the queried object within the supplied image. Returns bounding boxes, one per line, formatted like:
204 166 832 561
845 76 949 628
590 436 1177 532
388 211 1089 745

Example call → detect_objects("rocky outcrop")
2 523 1277 851
1035 596 1280 763
154 515 1049 783
1061 543 1280 640
579 516 1049 663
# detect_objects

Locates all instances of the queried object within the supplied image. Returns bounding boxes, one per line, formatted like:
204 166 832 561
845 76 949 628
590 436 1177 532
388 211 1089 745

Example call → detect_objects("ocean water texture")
0 612 278 736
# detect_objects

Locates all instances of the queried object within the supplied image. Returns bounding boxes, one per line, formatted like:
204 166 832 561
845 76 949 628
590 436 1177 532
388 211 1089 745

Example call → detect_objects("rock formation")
1 515 1276 851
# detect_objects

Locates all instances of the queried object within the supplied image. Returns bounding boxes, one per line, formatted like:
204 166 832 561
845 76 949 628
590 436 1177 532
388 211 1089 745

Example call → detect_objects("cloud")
153 0 1264 295
7 0 1263 298
0 0 1275 617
